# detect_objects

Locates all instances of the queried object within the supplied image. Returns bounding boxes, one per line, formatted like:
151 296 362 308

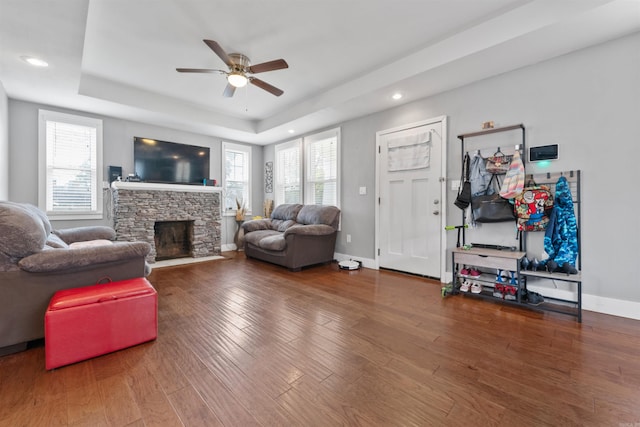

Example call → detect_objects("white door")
377 118 446 278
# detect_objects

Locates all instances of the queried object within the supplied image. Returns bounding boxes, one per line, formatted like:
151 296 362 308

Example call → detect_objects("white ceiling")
1 0 639 145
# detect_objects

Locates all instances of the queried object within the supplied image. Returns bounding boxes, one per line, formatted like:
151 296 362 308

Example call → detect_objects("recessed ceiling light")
392 93 403 100
288 129 295 134
21 56 49 67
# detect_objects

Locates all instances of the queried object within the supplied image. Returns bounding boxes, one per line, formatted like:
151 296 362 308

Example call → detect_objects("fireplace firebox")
154 221 193 260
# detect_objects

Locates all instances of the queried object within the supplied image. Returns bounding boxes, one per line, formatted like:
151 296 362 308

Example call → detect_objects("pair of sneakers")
460 279 482 294
494 270 518 300
460 267 481 278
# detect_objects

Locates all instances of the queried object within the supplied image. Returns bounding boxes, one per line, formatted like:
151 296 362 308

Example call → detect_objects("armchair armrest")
284 224 336 237
18 241 150 273
53 226 116 244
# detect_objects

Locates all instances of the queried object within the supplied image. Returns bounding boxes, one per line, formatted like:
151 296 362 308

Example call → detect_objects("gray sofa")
241 204 340 271
0 201 151 355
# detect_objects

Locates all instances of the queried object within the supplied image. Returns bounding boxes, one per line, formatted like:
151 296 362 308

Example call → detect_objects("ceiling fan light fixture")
228 72 248 88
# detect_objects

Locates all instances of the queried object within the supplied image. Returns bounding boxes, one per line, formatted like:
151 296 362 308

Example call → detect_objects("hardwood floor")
2 251 640 426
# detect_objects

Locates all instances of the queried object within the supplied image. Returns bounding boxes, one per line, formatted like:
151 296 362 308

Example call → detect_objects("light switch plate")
359 186 367 195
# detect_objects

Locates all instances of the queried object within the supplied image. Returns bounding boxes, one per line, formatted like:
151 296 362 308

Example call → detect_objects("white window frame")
273 128 340 208
222 142 252 217
38 109 103 220
303 128 340 207
274 138 302 206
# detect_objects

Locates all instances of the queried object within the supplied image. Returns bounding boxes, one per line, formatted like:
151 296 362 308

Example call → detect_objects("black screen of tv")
134 137 210 185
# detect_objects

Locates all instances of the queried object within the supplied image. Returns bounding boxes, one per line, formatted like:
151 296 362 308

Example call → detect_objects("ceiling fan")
177 39 288 97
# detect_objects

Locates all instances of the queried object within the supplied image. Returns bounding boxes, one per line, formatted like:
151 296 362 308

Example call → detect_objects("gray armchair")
0 201 151 355
242 204 340 271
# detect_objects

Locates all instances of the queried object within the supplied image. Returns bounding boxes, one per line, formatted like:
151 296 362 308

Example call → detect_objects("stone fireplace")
112 182 221 263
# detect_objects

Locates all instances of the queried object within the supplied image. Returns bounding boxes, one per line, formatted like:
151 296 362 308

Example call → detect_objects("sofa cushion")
243 229 287 251
0 202 46 258
271 204 303 221
69 239 113 249
269 219 297 232
297 205 340 229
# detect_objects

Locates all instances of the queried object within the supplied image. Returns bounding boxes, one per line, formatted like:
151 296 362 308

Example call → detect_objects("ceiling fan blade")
248 59 289 74
176 68 221 73
203 39 234 67
223 83 236 98
250 78 284 97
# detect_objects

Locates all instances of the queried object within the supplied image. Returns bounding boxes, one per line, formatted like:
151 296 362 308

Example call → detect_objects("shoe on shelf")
471 282 482 294
504 285 517 301
521 257 530 271
460 280 471 292
469 268 481 278
495 269 505 284
526 291 545 306
460 266 470 277
493 283 504 298
509 271 518 286
531 258 540 271
561 263 579 275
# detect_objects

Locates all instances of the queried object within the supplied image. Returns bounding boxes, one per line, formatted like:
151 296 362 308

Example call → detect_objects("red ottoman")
45 277 157 370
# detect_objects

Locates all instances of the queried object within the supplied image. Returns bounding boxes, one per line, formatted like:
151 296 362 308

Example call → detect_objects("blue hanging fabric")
543 176 578 270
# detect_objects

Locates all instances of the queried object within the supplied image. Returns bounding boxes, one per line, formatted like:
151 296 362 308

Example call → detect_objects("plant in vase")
235 198 247 221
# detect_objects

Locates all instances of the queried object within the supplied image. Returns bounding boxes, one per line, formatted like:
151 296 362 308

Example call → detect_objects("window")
222 142 251 215
38 110 103 220
274 128 340 207
305 129 339 206
274 139 302 205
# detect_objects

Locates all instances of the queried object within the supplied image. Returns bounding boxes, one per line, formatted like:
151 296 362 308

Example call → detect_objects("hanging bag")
514 179 554 231
485 148 513 175
499 150 525 199
471 175 516 223
454 152 472 210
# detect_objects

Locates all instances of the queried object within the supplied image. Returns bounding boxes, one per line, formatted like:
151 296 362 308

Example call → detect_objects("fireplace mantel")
112 182 222 262
111 181 222 193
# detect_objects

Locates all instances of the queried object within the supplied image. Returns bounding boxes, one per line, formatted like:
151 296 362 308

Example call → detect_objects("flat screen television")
133 137 210 185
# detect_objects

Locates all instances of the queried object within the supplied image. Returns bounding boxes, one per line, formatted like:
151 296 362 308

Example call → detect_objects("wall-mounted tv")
133 137 210 185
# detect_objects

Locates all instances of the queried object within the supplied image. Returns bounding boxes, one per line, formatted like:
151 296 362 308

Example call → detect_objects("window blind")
305 136 337 206
224 149 249 211
45 120 98 212
275 141 302 205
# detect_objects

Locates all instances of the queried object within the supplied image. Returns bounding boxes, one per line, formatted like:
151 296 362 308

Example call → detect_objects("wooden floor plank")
2 251 640 426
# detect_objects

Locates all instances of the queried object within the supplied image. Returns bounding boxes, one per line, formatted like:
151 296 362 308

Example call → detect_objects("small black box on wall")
529 144 559 162
108 166 122 183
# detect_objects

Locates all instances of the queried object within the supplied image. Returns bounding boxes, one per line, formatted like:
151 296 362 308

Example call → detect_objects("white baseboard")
581 295 640 321
222 243 236 252
333 252 377 270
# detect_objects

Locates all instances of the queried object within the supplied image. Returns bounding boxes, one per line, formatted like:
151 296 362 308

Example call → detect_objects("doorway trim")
374 115 448 282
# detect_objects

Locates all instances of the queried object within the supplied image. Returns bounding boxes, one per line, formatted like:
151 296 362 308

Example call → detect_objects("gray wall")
265 31 640 304
7 100 262 246
0 82 8 200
